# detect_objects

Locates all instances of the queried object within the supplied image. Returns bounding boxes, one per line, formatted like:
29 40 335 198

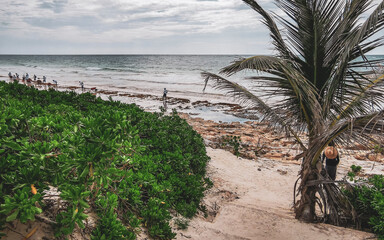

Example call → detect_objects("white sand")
175 148 375 240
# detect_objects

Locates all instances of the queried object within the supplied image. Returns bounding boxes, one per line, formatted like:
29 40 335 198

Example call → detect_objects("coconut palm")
202 0 384 224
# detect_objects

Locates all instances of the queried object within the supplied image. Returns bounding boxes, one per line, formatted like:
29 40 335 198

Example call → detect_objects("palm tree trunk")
295 159 319 222
294 135 321 222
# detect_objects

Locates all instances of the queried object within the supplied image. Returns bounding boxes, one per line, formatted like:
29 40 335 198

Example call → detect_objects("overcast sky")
0 0 383 55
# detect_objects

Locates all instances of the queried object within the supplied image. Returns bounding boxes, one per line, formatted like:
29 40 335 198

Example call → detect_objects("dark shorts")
325 165 337 180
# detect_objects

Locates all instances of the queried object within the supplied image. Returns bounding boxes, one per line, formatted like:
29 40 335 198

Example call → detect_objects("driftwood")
35 215 57 225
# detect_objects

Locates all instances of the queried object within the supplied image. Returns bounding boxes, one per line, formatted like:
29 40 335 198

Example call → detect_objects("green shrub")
91 193 135 240
345 175 384 239
0 81 210 239
0 186 42 223
347 165 362 181
221 135 242 157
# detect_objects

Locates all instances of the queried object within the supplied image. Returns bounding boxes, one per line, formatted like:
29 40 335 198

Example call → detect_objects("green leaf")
72 209 78 220
6 209 19 222
79 166 89 179
80 191 91 197
3 141 22 151
77 220 85 229
35 207 43 214
79 213 88 219
79 200 90 208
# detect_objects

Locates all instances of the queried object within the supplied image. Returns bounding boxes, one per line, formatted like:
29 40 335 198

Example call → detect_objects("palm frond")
307 110 384 167
242 0 293 59
327 73 384 123
219 55 283 76
219 54 324 131
327 0 384 102
206 0 384 225
351 0 384 46
202 71 308 150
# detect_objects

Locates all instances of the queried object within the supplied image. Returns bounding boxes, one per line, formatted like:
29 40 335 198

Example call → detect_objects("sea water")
1 54 383 122
1 54 383 95
0 55 261 122
0 55 253 98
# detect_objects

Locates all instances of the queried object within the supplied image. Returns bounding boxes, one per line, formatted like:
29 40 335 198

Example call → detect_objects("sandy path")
175 148 375 240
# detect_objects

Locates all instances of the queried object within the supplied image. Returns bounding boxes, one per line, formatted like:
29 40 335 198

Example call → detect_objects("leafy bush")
347 165 362 181
0 81 210 239
221 135 242 157
0 187 42 223
345 175 384 239
91 193 135 240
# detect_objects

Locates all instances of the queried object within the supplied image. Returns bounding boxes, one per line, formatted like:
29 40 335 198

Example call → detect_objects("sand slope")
175 148 375 240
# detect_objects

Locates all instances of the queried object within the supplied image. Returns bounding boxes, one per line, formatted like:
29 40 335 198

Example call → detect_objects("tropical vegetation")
0 81 211 239
346 173 384 238
203 0 384 226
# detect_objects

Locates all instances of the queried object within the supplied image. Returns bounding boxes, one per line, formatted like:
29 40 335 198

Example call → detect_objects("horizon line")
0 53 259 56
0 53 383 56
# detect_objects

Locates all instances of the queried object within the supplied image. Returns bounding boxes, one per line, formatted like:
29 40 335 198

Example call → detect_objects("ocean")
0 55 260 122
0 55 252 98
1 54 383 122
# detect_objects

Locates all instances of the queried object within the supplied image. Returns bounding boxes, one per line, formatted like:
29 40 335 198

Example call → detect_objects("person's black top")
322 153 340 166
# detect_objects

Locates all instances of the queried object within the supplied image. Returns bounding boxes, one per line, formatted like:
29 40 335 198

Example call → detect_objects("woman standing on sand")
162 88 168 109
322 145 340 180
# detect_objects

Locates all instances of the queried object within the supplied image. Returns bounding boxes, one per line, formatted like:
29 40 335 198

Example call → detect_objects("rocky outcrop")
179 113 382 165
179 113 302 162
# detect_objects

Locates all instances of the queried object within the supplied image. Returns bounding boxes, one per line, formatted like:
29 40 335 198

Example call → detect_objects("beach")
2 55 384 239
2 73 383 240
2 0 384 236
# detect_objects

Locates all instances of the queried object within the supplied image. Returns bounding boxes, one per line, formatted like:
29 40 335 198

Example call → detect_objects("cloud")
0 0 382 54
38 0 68 13
0 0 266 46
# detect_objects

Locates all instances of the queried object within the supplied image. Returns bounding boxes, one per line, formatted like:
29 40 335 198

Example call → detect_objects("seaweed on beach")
0 81 210 239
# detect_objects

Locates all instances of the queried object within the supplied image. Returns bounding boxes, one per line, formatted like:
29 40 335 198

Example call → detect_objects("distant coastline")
1 54 383 122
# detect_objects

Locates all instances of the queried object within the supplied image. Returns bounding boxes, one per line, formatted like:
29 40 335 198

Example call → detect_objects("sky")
0 0 383 55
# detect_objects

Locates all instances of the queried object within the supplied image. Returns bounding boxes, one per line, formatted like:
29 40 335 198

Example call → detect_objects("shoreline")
1 77 260 123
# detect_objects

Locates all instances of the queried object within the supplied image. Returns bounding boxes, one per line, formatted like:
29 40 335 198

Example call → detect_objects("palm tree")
203 0 384 224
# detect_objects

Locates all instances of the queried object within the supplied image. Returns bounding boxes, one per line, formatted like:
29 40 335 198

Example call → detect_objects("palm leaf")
202 71 308 149
325 0 384 110
242 0 294 59
307 110 384 167
203 0 384 225
219 55 282 76
336 73 384 118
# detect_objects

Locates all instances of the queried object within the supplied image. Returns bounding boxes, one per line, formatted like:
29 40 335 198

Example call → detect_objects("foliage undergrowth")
345 170 384 239
220 135 242 157
0 81 211 239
